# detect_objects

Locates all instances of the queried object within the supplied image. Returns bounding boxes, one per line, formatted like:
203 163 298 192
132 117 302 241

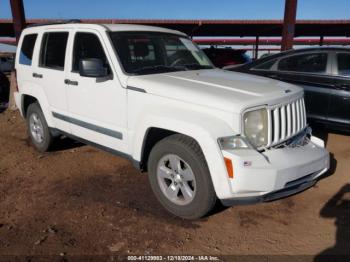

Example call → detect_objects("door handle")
268 74 280 79
64 79 79 86
32 73 43 78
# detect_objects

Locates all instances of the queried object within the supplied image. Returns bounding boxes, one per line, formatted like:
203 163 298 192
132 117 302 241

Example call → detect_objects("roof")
21 22 186 36
237 46 350 70
2 19 350 38
103 24 186 36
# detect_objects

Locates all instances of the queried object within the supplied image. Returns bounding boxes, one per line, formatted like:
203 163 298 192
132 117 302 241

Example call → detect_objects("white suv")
14 22 330 219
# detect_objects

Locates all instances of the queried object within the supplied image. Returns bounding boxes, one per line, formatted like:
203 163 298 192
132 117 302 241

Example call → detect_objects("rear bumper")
219 136 329 205
13 92 23 116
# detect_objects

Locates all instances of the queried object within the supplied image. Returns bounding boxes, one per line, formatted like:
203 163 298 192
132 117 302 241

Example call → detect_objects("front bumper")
220 136 329 205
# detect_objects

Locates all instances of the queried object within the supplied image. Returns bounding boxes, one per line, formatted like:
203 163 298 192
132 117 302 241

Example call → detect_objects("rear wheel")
148 134 217 219
26 102 53 152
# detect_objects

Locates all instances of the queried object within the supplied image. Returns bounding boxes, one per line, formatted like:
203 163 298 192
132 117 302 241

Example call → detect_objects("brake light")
224 157 234 178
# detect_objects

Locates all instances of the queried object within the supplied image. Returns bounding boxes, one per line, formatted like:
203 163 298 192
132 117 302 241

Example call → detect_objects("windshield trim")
108 31 214 76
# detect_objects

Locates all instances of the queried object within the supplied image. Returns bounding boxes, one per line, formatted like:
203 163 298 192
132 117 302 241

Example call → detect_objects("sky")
0 0 349 20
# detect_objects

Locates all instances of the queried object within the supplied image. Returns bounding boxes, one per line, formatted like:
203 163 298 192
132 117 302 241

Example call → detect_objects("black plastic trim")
52 112 123 140
126 86 146 93
221 179 317 206
50 128 140 170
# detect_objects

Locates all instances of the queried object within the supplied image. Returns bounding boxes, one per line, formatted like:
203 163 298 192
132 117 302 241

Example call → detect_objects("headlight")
218 136 251 150
243 108 268 148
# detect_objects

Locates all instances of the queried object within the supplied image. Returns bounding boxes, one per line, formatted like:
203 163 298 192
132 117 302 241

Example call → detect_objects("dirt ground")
0 109 349 259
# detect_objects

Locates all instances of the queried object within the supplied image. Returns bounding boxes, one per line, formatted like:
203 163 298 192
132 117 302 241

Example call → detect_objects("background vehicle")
231 47 350 132
14 23 329 219
0 71 10 111
0 55 14 72
202 47 251 68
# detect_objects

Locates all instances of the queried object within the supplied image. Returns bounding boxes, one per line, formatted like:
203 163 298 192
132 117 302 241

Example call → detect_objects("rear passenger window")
277 53 328 74
19 34 37 66
72 32 109 72
337 53 350 77
40 32 69 70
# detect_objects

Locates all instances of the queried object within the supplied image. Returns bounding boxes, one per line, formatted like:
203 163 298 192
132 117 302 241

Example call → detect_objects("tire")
148 134 217 219
26 102 53 152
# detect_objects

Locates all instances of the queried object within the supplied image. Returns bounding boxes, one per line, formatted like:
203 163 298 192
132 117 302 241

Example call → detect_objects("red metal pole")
320 36 324 46
9 0 26 43
281 0 297 51
254 36 259 60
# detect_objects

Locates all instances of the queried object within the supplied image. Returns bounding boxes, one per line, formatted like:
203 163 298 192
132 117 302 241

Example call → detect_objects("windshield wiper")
132 65 182 74
181 63 213 70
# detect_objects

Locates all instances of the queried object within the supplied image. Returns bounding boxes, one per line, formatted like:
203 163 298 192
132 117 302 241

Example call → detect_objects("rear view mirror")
79 58 108 78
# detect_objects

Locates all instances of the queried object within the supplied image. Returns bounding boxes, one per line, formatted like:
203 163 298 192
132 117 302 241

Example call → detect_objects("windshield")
109 31 214 75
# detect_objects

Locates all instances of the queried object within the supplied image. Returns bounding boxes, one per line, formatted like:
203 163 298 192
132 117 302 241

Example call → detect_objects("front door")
65 30 127 153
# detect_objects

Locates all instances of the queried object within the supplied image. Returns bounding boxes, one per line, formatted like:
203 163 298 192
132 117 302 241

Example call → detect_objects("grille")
267 97 307 147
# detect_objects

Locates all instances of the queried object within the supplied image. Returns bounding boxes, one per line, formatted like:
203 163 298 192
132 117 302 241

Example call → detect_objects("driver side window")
72 32 109 72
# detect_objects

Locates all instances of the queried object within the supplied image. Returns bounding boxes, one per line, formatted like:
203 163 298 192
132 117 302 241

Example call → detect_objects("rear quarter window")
337 53 350 77
19 34 38 66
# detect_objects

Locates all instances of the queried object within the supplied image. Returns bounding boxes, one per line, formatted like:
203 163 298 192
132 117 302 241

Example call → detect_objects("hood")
126 69 303 113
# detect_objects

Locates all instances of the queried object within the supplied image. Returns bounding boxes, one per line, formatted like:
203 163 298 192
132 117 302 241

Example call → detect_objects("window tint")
252 58 277 70
277 53 328 74
40 32 68 70
72 33 109 72
337 53 350 77
19 34 37 65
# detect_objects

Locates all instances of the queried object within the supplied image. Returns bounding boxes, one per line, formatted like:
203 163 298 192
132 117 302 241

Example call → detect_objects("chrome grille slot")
267 97 306 148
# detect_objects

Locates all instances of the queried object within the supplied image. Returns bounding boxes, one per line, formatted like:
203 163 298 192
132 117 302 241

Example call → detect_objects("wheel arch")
19 86 55 127
139 127 178 171
22 94 38 117
131 113 236 199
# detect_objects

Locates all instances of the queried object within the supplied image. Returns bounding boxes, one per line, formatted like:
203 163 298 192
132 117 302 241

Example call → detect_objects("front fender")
130 108 236 199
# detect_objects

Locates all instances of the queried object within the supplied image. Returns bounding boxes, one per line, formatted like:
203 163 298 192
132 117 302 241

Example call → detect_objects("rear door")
328 52 350 127
38 30 71 133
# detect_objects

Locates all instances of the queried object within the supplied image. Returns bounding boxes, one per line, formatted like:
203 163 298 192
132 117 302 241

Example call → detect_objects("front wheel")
148 134 217 219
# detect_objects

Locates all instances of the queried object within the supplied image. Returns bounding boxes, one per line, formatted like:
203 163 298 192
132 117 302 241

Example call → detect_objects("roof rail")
27 19 82 28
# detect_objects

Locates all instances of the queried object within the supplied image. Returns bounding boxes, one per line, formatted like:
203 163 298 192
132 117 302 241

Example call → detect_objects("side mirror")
79 58 108 78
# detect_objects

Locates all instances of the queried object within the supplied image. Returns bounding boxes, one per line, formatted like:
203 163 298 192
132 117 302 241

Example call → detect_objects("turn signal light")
224 157 234 178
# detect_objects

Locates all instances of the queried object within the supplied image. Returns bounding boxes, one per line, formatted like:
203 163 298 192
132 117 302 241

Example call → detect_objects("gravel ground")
0 109 349 260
